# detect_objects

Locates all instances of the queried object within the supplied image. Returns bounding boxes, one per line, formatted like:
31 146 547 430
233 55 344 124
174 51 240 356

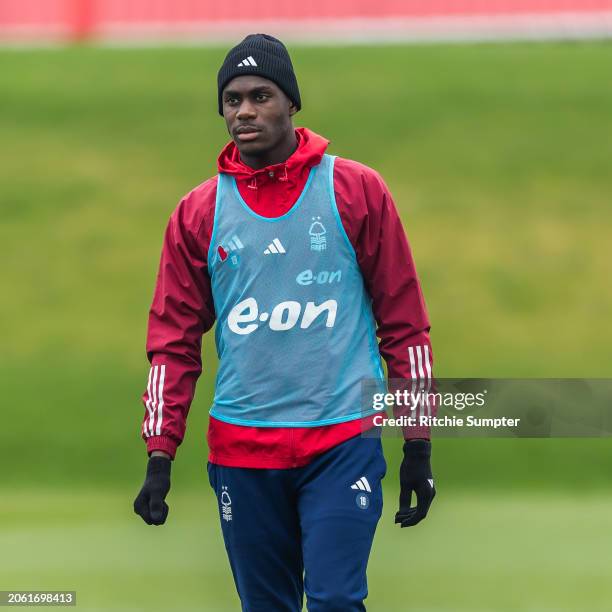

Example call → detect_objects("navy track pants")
207 434 387 612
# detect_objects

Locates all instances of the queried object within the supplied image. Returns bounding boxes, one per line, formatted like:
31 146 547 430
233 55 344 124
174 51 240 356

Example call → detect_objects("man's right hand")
133 454 172 525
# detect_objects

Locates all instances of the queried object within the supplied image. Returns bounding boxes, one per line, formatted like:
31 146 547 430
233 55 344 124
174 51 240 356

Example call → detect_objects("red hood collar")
217 127 329 181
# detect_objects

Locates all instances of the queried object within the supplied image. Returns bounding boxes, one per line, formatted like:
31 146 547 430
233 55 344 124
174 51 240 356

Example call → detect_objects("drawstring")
278 165 289 182
247 176 258 190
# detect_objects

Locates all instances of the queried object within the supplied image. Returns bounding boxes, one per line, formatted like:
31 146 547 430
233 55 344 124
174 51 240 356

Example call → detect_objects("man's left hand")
395 439 435 528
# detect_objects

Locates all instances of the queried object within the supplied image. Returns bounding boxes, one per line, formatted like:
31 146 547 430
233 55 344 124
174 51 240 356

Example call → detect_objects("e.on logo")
227 297 337 335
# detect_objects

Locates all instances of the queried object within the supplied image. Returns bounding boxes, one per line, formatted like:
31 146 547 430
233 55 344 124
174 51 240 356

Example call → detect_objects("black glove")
395 439 435 528
133 456 172 525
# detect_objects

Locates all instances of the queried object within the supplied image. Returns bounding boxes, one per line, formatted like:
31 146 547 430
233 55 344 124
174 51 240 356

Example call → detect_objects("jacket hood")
217 127 329 184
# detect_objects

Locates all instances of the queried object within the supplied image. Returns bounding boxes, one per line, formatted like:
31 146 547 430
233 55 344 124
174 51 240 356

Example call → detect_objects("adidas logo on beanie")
217 33 301 115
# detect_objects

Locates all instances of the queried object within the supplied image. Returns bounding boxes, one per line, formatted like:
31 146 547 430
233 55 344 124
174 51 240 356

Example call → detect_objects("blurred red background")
2 0 612 42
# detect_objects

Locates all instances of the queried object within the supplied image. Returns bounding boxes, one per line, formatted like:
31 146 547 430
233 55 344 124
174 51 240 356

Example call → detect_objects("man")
134 34 435 611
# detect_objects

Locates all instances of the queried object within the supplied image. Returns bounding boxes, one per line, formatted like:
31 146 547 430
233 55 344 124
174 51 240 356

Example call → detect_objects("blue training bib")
207 153 385 427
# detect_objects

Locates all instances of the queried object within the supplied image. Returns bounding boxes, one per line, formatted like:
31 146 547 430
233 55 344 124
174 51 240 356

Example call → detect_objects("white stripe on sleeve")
416 346 426 379
155 365 166 436
424 345 432 379
416 347 426 408
148 366 158 437
408 346 417 379
144 366 154 437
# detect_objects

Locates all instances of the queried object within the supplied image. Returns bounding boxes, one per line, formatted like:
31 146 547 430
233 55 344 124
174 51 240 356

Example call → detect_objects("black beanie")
217 33 301 116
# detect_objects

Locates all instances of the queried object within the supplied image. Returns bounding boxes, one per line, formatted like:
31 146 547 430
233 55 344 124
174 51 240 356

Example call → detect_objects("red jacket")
141 127 434 468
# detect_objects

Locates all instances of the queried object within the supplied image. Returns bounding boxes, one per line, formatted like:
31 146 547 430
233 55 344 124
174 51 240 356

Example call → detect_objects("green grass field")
3 489 612 611
1 42 612 610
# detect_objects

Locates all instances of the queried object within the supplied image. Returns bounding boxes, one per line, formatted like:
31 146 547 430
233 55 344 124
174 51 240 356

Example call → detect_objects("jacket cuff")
402 425 431 441
146 435 178 460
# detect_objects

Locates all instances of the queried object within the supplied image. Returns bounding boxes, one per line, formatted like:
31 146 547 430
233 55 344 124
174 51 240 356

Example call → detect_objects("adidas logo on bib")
264 238 286 255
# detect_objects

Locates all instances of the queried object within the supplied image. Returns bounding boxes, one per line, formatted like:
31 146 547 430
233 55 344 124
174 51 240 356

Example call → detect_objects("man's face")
222 75 296 158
